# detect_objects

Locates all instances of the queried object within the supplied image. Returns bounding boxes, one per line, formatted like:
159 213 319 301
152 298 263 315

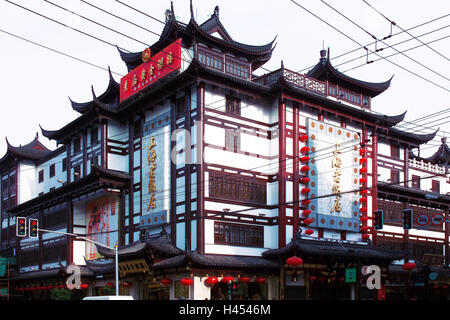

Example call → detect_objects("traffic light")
402 209 413 229
16 217 27 237
374 209 383 230
29 218 39 238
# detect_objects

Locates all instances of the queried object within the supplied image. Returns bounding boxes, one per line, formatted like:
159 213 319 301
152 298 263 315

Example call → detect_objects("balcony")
253 68 371 109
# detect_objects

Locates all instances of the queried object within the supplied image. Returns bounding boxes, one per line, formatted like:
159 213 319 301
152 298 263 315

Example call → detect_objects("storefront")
262 234 406 300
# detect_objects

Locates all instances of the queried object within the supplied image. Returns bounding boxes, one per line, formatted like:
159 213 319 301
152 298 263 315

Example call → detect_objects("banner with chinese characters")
142 111 171 228
86 195 119 260
306 118 361 232
120 38 182 102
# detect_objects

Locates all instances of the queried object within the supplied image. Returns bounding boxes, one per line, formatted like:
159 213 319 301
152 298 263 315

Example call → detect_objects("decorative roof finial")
214 5 219 18
190 0 194 21
442 137 447 144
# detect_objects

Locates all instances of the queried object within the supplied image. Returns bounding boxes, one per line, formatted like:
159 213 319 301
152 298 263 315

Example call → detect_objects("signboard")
307 118 361 232
431 213 444 226
86 195 119 260
120 38 182 102
345 268 357 283
142 111 171 225
141 210 167 228
416 213 429 227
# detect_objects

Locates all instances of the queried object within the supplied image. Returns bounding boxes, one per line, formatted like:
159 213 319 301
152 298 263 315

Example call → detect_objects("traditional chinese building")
1 2 448 300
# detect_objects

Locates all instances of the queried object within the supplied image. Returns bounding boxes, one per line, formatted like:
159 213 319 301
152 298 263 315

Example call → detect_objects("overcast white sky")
0 0 448 158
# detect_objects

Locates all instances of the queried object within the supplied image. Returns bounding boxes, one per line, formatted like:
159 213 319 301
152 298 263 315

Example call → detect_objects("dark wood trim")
82 130 87 177
128 117 134 244
184 87 192 252
371 133 378 246
66 199 73 265
293 102 300 239
278 98 287 247
170 96 177 245
197 82 205 254
204 143 275 161
204 106 275 128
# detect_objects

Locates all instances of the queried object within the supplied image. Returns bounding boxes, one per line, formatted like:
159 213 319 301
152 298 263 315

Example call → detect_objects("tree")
50 288 72 300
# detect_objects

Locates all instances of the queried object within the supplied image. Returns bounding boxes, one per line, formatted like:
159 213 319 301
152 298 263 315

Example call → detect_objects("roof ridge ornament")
190 0 194 21
213 5 219 18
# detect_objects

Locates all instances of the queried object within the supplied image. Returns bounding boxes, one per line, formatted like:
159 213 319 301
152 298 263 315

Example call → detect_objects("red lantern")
359 207 368 213
181 278 193 286
359 197 368 203
80 284 89 289
255 277 266 284
360 189 368 195
221 276 234 284
402 262 416 271
286 256 303 267
361 234 370 240
442 284 448 289
300 177 310 184
300 135 308 142
360 178 367 184
300 166 310 172
303 218 313 225
205 277 218 285
360 216 369 222
301 187 311 194
161 278 172 286
338 277 345 283
300 146 310 154
302 199 311 205
302 209 312 216
359 148 367 156
47 285 54 290
305 229 314 235
300 156 310 163
238 276 250 283
360 226 369 232
308 276 317 281
318 276 326 282
121 281 133 288
106 282 115 287
359 158 367 164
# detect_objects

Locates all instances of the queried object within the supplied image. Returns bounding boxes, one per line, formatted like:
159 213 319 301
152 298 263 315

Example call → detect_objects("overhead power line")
297 13 450 74
319 0 450 87
361 0 450 63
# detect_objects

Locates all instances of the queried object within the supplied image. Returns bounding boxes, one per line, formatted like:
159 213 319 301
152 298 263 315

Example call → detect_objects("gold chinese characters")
147 136 157 211
330 143 342 213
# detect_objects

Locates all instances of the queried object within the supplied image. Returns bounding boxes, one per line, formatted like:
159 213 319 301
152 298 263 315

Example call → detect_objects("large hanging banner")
141 111 171 229
306 118 361 232
86 195 119 260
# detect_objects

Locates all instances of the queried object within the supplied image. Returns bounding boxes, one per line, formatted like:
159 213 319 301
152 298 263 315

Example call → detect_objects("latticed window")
225 96 241 115
209 171 266 205
214 222 263 247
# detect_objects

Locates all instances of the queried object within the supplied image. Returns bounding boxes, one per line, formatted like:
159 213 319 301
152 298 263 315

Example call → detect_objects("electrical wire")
290 0 450 92
361 0 450 63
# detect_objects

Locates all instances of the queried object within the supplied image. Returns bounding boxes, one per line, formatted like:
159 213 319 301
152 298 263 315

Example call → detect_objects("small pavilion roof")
0 134 51 168
306 49 392 97
117 2 276 72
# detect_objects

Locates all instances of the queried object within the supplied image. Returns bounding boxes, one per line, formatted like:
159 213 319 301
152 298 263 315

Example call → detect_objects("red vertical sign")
120 38 182 102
